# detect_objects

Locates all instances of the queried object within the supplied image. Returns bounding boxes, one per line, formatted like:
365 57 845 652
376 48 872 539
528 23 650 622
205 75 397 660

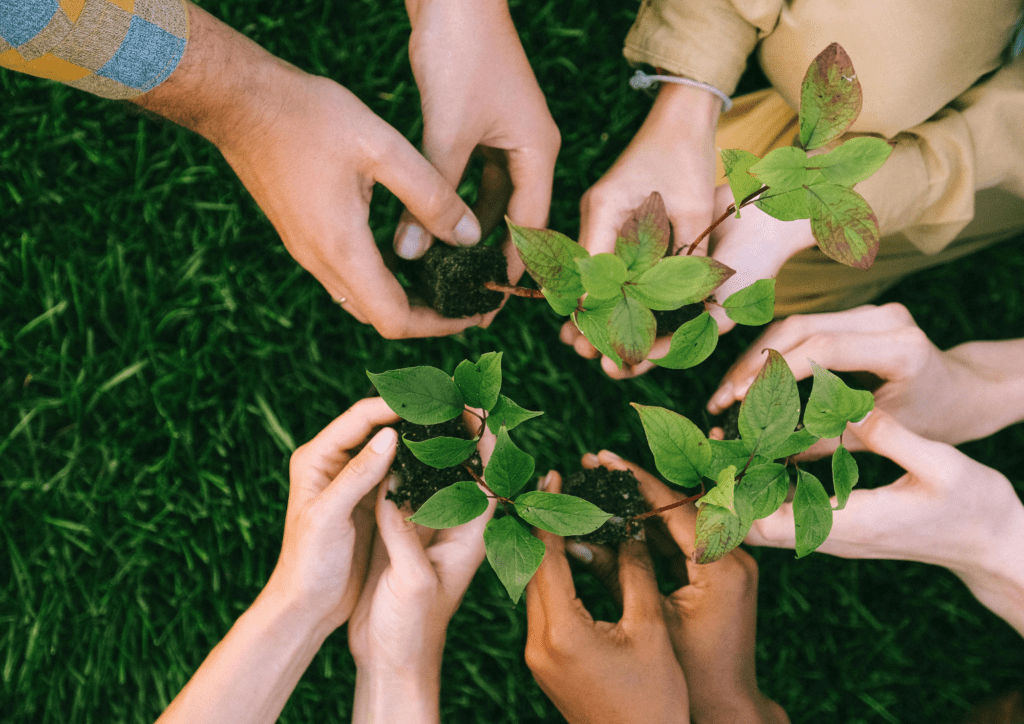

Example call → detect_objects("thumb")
617 537 665 626
321 427 398 519
847 410 954 480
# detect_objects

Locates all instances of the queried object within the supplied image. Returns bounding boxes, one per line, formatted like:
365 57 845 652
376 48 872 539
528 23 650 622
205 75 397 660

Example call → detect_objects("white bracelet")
629 69 733 112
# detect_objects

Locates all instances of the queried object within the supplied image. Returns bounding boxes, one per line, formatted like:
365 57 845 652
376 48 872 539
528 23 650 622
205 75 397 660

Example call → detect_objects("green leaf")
572 302 624 368
749 146 823 194
806 184 880 270
408 481 489 529
720 148 764 215
454 352 502 412
737 349 801 453
832 445 858 511
722 279 776 326
737 463 790 519
651 311 718 369
793 469 833 558
576 253 628 300
484 516 546 604
607 296 657 367
486 395 543 434
755 187 811 221
513 491 612 536
367 367 464 425
631 404 712 487
402 435 478 469
697 465 737 513
803 361 874 439
625 256 735 310
809 137 893 186
693 491 754 564
709 439 771 477
798 42 863 150
485 426 535 498
508 221 589 315
615 191 670 274
762 429 819 459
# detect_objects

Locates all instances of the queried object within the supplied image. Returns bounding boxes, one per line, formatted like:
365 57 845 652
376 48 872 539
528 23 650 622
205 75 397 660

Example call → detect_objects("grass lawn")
2 0 1023 722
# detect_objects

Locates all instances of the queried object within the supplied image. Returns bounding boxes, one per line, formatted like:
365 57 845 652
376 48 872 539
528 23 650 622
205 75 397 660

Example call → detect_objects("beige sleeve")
855 56 1024 254
622 0 784 95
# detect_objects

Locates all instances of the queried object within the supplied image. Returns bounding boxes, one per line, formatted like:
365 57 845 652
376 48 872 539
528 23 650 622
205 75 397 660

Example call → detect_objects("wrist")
647 78 722 140
943 340 1024 439
352 663 442 724
252 581 336 647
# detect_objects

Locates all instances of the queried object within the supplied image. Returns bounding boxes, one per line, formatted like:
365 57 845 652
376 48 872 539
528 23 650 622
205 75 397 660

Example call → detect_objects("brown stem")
484 281 545 299
630 491 705 522
682 186 768 256
736 440 762 481
462 463 512 505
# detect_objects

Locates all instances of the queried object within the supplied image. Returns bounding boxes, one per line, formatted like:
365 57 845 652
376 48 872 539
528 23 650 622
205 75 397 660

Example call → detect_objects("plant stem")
461 462 512 505
681 186 768 256
483 281 545 298
630 491 706 523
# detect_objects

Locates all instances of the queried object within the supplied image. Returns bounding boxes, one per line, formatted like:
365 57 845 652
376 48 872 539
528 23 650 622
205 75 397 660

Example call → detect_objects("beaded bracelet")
629 69 733 113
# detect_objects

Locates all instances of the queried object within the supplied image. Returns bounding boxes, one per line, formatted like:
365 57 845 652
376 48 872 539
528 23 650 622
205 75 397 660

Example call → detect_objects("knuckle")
524 640 553 675
289 444 311 474
880 302 914 324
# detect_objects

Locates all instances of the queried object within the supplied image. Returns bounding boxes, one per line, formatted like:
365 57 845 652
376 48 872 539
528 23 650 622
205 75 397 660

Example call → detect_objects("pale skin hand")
155 398 402 724
568 452 789 724
348 415 498 724
395 0 560 291
133 2 485 339
746 410 1024 636
524 471 691 724
707 303 1024 457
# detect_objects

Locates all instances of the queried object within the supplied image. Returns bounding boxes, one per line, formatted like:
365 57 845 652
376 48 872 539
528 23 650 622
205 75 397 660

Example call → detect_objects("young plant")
367 352 612 603
632 351 874 563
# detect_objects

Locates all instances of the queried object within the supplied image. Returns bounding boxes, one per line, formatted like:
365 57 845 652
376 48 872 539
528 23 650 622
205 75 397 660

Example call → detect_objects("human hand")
397 0 560 284
524 471 690 724
569 452 789 724
262 397 400 636
707 303 1018 457
745 410 1024 635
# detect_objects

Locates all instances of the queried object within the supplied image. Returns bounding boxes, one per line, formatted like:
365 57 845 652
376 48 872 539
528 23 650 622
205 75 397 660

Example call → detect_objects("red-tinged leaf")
508 220 588 313
806 184 880 269
607 296 656 367
798 43 863 150
615 192 670 274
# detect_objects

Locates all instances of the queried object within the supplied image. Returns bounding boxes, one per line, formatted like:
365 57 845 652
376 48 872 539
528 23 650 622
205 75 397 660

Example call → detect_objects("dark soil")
562 468 647 546
388 418 483 510
719 404 741 441
653 302 705 336
408 244 508 318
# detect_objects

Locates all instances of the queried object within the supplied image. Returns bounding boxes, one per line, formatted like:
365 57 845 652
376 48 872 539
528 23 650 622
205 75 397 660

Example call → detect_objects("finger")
574 335 602 360
526 472 582 629
560 320 582 347
706 303 736 343
566 540 623 606
601 355 655 380
579 187 629 257
506 143 557 229
430 489 498 597
617 538 665 625
848 410 961 480
321 426 399 518
474 152 515 239
375 475 435 582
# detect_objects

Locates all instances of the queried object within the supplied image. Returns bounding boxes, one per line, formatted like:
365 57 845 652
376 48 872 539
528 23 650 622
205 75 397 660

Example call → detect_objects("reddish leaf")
798 43 863 150
615 192 671 273
607 296 656 367
806 184 880 269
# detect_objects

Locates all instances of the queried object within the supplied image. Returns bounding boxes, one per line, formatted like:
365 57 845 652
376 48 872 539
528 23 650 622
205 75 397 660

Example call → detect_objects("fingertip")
596 450 629 471
369 426 398 454
394 222 431 260
708 426 725 441
581 452 600 468
453 212 481 247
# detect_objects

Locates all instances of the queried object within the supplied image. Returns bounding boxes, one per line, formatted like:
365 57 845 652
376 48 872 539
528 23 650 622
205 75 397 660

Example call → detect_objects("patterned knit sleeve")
0 0 188 99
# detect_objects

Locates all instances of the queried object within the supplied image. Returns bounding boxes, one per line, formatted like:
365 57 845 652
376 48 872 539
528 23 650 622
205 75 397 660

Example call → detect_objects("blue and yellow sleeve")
0 0 189 99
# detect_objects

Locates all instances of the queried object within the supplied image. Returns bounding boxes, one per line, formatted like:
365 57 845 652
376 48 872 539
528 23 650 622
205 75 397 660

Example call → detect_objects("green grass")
2 0 1023 722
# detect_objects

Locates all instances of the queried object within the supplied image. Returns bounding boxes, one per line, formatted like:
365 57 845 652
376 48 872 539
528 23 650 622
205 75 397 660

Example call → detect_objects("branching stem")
483 281 545 298
680 186 768 256
630 491 706 522
461 462 512 506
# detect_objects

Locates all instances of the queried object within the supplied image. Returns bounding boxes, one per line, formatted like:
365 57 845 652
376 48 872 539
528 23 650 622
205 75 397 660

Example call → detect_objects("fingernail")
601 450 624 463
454 214 480 246
712 382 733 410
581 453 599 466
385 473 400 493
396 224 426 259
537 471 554 491
370 427 397 453
565 541 594 564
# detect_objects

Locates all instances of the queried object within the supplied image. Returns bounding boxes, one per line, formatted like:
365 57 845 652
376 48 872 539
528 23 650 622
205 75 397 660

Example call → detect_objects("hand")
397 0 560 283
348 415 498 723
569 452 790 724
559 82 721 379
524 471 690 724
135 4 485 339
263 397 400 634
707 303 1024 456
745 410 1024 635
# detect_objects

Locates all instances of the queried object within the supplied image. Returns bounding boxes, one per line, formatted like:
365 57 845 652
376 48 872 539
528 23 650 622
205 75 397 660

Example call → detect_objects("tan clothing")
623 1 1024 312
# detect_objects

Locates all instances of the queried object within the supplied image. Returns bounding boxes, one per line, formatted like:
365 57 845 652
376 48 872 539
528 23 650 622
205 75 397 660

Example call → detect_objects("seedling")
368 353 613 603
632 350 874 562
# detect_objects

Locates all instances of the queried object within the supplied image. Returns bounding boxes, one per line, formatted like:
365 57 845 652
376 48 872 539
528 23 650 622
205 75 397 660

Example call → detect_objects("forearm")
155 588 329 724
645 81 722 146
352 664 442 724
946 338 1024 440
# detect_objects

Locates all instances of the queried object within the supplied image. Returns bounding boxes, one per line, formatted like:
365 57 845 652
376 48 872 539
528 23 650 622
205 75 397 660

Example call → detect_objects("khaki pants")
715 89 1024 316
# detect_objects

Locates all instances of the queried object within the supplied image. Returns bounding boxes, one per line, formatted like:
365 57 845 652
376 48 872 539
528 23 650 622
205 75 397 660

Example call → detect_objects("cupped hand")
570 452 789 724
396 0 560 286
214 65 487 339
746 410 1024 635
263 397 400 634
707 303 975 457
524 470 690 724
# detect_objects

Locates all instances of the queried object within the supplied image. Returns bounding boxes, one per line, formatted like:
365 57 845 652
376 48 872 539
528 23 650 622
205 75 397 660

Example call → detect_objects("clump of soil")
653 302 706 336
408 244 508 318
388 418 483 510
562 468 647 546
719 404 741 441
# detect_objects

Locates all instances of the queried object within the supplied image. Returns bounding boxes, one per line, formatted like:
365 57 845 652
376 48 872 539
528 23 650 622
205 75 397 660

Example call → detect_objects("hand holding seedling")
709 304 1024 453
395 0 559 272
524 470 692 724
746 411 1024 636
348 413 498 724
